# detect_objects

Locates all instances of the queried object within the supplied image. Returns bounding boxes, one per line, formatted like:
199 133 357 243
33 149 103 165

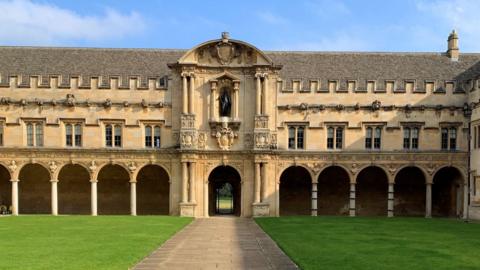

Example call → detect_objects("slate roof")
0 46 479 88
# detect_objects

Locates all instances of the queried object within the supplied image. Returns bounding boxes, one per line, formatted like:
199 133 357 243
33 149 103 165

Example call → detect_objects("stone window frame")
62 119 84 148
142 121 164 149
103 121 124 148
473 124 479 149
325 123 346 150
439 122 461 151
23 119 45 147
400 122 424 151
286 123 307 150
363 123 385 150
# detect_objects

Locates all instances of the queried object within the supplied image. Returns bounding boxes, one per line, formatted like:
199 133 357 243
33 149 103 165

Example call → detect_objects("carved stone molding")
214 127 237 150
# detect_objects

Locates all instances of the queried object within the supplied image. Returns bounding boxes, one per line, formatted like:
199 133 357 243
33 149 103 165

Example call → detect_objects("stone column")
349 183 356 217
261 163 267 202
233 81 239 120
204 180 209 217
311 182 318 216
254 162 261 203
182 74 188 114
262 76 268 116
255 76 261 115
189 162 196 203
426 183 432 218
387 183 394 217
91 179 98 216
130 181 137 216
11 179 19 216
181 162 188 203
463 183 468 219
188 75 195 114
51 179 58 216
210 81 217 121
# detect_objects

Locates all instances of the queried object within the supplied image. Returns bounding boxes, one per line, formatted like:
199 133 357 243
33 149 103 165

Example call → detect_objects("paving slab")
133 217 298 270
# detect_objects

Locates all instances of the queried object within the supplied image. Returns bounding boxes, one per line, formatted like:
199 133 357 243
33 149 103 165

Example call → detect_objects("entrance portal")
208 166 241 216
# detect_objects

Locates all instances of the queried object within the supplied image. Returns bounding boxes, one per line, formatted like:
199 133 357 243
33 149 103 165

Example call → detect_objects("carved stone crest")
215 32 235 65
215 127 237 150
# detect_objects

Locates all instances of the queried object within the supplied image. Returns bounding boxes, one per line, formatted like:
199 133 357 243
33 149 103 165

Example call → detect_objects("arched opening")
98 164 130 215
136 165 170 215
279 166 311 216
0 165 11 214
394 166 426 216
208 166 241 216
432 167 464 217
58 164 90 214
317 166 350 215
19 163 51 214
356 166 388 216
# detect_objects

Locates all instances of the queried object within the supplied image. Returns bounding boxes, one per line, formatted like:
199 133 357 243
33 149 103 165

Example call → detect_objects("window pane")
145 126 152 147
441 128 449 150
105 125 112 147
114 125 122 147
449 128 456 150
27 123 34 146
0 124 3 146
74 124 82 147
297 127 304 149
66 124 73 146
365 127 372 149
412 128 419 149
288 127 296 149
327 127 334 149
403 127 410 149
335 128 343 149
35 124 43 146
374 127 381 149
154 126 161 148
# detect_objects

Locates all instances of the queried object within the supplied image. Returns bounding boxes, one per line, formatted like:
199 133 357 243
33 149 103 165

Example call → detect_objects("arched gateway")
208 166 241 216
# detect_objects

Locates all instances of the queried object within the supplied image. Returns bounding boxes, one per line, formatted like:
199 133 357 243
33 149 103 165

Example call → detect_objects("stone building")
0 32 479 219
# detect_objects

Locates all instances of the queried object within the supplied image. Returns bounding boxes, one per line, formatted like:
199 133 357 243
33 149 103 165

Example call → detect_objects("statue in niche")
219 88 231 117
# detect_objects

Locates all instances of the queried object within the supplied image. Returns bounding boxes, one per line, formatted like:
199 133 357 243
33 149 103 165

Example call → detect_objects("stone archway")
19 163 51 214
394 166 426 216
0 165 11 212
98 164 130 215
136 165 170 215
58 164 91 214
432 167 464 217
356 166 388 216
208 166 241 216
279 166 311 216
317 166 350 215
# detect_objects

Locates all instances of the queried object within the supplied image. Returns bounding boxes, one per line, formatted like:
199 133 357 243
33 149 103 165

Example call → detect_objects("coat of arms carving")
215 127 237 150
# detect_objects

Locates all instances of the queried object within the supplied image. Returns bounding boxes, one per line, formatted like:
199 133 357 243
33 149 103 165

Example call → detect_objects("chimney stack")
447 30 459 61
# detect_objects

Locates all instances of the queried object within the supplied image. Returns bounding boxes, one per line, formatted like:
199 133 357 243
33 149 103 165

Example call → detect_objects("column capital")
90 179 98 183
129 180 137 184
255 72 268 79
10 179 19 182
50 179 59 183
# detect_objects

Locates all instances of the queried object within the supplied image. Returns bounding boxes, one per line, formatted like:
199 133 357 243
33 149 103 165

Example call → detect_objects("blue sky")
0 0 479 52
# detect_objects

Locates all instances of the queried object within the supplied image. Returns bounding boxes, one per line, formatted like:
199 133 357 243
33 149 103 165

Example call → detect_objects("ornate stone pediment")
177 32 275 67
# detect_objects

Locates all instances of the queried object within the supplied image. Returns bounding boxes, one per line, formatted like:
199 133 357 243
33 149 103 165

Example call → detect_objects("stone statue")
220 89 231 117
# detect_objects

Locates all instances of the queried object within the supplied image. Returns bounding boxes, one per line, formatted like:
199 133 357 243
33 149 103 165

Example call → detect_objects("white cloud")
257 11 288 25
0 0 145 45
416 0 480 51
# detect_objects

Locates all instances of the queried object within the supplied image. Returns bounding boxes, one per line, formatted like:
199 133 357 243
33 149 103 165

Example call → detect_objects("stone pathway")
133 217 298 270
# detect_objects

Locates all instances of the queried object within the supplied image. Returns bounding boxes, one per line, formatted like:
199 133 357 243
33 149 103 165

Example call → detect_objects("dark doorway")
97 164 130 215
58 164 91 214
317 166 350 215
19 163 51 214
136 165 170 215
279 166 311 216
432 167 463 217
356 166 388 216
394 166 426 217
208 166 241 216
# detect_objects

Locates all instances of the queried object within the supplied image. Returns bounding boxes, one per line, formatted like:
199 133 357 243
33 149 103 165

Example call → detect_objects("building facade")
0 32 479 219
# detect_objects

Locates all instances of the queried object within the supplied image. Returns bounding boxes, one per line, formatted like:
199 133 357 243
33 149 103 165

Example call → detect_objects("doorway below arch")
208 166 241 216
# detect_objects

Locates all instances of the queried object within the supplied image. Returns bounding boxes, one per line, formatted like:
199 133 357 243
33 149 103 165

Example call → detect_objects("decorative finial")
221 32 230 42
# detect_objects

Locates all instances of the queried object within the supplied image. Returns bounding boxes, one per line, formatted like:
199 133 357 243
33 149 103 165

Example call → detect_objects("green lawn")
0 216 192 270
256 217 480 270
